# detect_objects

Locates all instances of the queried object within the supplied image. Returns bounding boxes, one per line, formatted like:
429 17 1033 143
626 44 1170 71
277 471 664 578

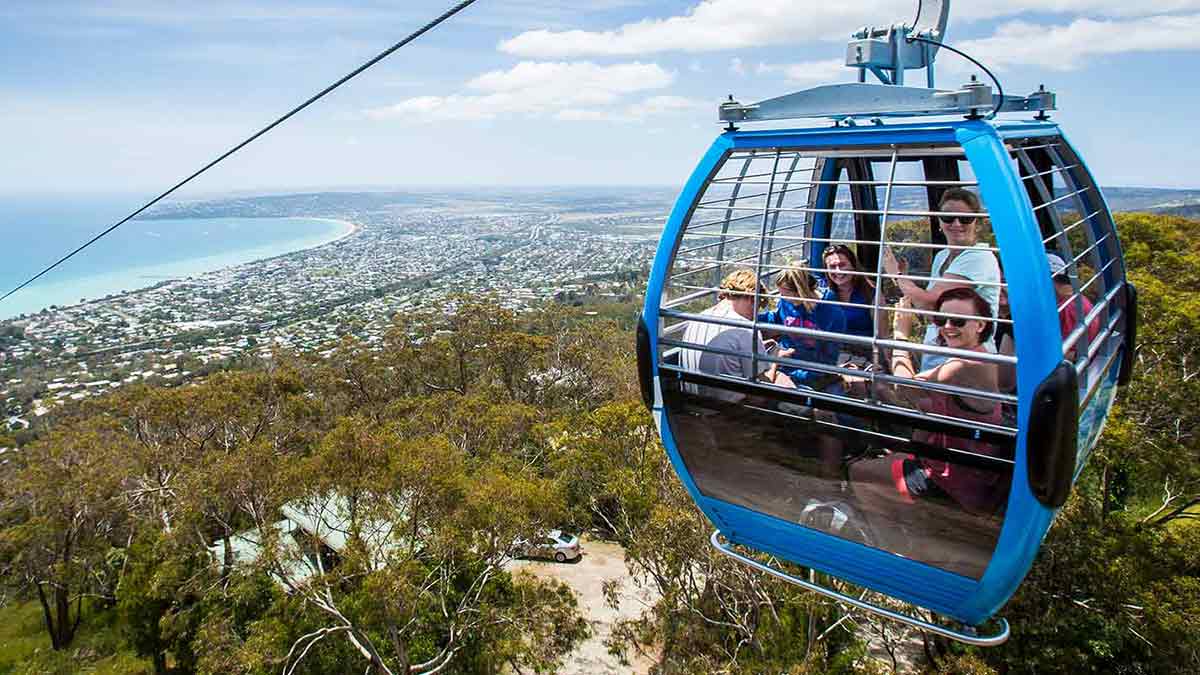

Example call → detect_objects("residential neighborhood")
0 190 669 425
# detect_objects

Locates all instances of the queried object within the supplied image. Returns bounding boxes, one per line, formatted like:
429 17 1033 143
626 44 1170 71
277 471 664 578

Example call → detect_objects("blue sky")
2 0 1198 197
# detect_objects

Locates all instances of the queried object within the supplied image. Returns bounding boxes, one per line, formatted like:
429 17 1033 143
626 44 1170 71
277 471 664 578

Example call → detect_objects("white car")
514 530 582 562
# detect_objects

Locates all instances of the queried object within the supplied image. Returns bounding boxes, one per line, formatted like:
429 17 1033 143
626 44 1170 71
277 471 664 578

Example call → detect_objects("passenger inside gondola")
995 269 1016 394
994 271 1018 425
882 188 1001 371
758 264 845 390
679 268 795 401
820 244 888 364
845 287 1007 576
1047 252 1100 361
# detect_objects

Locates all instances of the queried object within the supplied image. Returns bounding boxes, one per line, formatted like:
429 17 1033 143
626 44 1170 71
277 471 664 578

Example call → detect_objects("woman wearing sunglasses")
845 287 1006 574
881 188 1001 371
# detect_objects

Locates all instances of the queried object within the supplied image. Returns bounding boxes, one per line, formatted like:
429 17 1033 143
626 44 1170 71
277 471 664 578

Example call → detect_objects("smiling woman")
884 187 1001 371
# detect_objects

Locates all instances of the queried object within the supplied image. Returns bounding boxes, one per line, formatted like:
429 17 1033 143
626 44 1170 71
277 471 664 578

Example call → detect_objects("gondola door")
648 126 1024 623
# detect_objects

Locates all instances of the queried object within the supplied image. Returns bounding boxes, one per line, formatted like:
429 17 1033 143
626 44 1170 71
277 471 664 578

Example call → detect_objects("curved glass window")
1010 136 1128 471
658 143 1016 579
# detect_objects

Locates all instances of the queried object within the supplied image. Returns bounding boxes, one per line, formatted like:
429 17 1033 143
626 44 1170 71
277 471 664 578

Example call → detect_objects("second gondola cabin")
637 117 1135 636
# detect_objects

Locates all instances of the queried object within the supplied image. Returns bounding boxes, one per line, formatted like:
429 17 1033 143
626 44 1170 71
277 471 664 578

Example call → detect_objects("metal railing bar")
677 221 808 256
875 369 1017 405
1008 141 1063 154
1076 310 1124 375
696 183 814 208
668 261 1008 290
868 150 900 404
681 228 998 254
727 148 969 160
709 168 819 184
659 362 1018 437
680 230 1002 255
1018 163 1080 182
710 169 785 182
709 178 978 188
1060 281 1123 355
680 230 1002 254
740 403 1018 462
672 241 810 278
707 532 1012 647
1077 343 1123 411
664 281 1014 326
684 210 772 232
1070 232 1112 267
749 150 784 381
1076 258 1118 297
691 204 991 219
726 151 813 160
1042 210 1101 245
659 308 1016 365
1031 187 1090 213
662 362 1017 437
662 288 716 309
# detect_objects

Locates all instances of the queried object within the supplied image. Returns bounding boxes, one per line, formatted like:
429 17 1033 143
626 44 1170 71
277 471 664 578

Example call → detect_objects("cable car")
636 1 1136 644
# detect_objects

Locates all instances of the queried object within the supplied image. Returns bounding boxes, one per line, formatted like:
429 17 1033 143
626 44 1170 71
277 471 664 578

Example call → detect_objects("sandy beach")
2 216 364 319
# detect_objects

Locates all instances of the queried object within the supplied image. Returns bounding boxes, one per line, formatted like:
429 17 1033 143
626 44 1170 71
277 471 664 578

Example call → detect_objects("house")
207 493 403 588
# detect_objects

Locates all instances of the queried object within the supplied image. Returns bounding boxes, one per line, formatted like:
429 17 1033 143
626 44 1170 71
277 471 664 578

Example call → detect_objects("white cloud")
554 95 708 123
497 0 1200 57
499 1 879 57
957 14 1200 70
729 57 746 76
554 108 619 122
364 61 675 122
958 1 1200 21
626 95 708 117
465 61 671 101
756 59 850 86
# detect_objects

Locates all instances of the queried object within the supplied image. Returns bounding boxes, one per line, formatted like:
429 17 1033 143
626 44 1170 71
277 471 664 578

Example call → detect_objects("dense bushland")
0 213 1197 674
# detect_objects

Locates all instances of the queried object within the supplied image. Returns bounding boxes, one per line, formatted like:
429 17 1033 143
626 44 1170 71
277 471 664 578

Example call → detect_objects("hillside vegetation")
1 213 1198 674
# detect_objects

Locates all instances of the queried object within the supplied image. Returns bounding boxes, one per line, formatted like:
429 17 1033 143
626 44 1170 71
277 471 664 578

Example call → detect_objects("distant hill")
1101 186 1200 214
1155 204 1200 219
144 188 678 221
144 186 1198 222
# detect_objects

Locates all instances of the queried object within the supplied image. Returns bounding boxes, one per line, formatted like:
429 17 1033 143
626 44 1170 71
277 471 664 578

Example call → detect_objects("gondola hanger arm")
716 1 1055 125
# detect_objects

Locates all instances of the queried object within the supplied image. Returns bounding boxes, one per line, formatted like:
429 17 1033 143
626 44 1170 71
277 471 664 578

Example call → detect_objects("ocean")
0 195 353 319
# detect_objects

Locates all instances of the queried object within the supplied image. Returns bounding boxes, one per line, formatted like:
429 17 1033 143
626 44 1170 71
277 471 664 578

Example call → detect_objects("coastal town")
0 189 672 430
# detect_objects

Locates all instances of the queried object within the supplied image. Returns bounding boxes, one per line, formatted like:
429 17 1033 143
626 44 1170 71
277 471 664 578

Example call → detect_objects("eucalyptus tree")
0 418 134 650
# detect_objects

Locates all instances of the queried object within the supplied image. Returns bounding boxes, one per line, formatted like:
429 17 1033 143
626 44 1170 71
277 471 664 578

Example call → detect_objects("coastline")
2 216 364 320
303 217 361 245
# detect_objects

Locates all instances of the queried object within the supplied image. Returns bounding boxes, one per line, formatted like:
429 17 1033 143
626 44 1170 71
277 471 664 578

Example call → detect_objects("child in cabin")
758 265 846 390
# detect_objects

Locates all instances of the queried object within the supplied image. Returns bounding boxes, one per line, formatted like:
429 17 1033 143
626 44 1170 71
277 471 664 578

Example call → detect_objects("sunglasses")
932 316 975 328
938 215 977 226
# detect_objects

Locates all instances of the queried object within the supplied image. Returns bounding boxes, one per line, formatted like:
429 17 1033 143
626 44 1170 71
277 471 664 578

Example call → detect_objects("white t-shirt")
680 300 768 401
921 244 1001 370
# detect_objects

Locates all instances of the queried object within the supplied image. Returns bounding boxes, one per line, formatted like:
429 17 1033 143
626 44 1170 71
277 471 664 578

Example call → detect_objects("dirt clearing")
514 537 657 674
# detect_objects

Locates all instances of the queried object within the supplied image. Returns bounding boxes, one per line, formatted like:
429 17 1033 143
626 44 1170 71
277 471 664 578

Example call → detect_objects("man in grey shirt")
680 268 793 401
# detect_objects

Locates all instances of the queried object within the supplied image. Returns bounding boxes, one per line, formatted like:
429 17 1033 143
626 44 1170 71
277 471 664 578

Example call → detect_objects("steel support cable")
0 0 481 305
905 34 1006 120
